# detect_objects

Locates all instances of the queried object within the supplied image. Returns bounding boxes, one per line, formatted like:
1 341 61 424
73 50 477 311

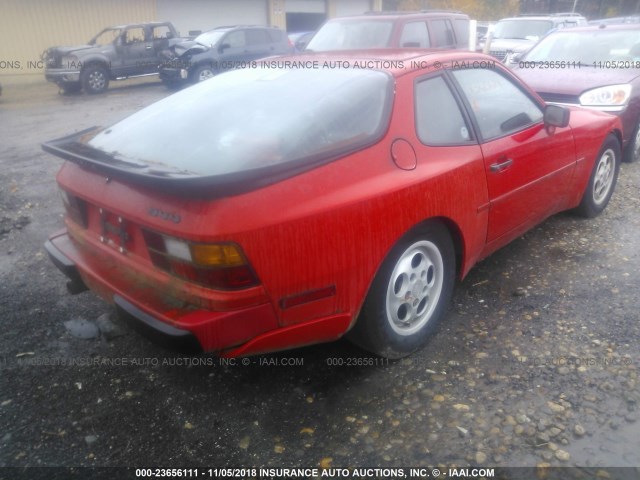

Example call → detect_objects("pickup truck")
43 22 184 94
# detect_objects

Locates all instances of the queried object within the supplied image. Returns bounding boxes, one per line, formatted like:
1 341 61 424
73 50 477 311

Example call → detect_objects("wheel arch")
348 215 466 333
612 127 623 149
346 215 462 357
80 58 111 76
404 216 465 279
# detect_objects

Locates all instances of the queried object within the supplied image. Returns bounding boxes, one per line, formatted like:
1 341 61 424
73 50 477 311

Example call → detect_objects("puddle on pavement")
63 318 100 339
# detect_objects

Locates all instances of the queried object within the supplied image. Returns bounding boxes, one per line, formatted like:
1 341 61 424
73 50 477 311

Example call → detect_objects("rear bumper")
44 230 279 353
45 238 85 287
114 294 201 353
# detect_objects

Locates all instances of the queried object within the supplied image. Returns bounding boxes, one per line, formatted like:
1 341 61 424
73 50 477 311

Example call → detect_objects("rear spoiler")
42 127 357 199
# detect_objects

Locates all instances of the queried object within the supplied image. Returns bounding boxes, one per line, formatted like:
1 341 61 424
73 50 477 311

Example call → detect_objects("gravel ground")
0 79 639 474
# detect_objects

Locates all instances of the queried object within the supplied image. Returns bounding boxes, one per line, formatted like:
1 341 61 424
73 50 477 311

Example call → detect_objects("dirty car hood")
48 45 96 56
514 65 640 97
487 38 535 53
168 40 208 57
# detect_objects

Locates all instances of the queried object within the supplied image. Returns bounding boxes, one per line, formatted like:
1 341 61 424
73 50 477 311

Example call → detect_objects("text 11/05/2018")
134 467 496 478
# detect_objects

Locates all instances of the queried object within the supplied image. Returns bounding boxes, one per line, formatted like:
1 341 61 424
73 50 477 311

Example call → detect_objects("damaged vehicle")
158 25 293 87
43 22 184 94
44 51 621 359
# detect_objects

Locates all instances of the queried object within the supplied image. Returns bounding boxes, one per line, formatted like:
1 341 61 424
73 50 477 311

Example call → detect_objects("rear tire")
575 134 620 218
348 222 455 359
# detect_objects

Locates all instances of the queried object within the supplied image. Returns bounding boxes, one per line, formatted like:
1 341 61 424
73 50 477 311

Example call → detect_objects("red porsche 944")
44 51 622 358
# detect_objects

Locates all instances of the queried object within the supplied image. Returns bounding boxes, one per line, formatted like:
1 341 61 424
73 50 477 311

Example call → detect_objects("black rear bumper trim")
114 295 202 353
44 239 86 286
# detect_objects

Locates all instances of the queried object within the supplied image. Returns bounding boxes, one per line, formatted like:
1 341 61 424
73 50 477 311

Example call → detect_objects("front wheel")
192 65 215 83
575 134 621 218
348 223 455 359
81 65 109 94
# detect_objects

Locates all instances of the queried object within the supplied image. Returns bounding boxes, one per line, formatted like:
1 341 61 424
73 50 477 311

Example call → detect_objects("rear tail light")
142 230 259 290
59 188 87 228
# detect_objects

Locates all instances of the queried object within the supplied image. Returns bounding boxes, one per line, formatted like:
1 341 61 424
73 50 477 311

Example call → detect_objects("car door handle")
145 45 153 50
490 158 513 172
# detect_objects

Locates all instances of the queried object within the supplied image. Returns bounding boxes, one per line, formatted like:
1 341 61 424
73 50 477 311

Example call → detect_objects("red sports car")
44 51 622 358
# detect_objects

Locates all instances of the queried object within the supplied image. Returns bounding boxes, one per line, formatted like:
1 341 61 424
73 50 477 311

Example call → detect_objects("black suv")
159 25 294 87
305 10 470 52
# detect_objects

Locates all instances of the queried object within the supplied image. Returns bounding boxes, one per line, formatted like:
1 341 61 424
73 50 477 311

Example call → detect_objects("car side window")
224 31 246 48
246 29 270 45
453 18 469 45
125 27 145 44
415 75 472 145
400 22 430 48
430 19 455 47
152 25 173 39
267 29 285 43
451 68 543 141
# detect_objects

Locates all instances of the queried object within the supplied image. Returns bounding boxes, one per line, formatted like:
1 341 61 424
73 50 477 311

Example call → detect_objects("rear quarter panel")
207 72 489 328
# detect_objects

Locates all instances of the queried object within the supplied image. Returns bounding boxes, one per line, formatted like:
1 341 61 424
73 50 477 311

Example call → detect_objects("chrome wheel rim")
386 240 444 336
633 126 640 161
198 69 214 82
593 148 615 205
88 70 106 90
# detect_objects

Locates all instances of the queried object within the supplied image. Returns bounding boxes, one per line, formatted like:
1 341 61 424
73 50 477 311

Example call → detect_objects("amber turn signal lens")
190 244 245 267
143 229 259 290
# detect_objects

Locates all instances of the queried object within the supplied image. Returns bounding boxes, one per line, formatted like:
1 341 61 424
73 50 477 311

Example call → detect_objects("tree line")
382 0 640 20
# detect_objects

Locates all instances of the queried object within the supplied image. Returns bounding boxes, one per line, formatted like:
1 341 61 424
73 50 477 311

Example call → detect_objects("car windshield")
492 19 553 40
524 29 640 63
194 30 226 47
90 28 122 46
87 67 392 177
306 20 394 51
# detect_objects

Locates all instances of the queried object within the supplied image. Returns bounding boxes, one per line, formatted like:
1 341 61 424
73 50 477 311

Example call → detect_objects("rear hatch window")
44 66 393 197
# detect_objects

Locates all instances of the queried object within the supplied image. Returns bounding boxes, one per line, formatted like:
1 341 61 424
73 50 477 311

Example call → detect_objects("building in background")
0 0 380 84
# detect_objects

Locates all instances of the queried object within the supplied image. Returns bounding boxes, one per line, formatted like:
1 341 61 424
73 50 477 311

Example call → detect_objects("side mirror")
218 43 231 52
505 52 523 65
544 104 570 128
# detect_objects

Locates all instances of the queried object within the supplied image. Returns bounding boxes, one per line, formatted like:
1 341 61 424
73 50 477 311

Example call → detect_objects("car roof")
213 24 280 30
498 14 584 22
588 16 640 24
330 10 469 21
108 21 173 29
543 23 640 33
